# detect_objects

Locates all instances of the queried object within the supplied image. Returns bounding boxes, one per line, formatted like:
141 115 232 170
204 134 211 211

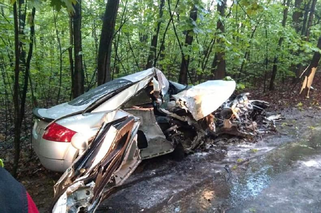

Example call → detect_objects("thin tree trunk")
97 0 120 85
72 0 84 98
301 0 311 36
291 0 304 79
13 2 21 177
68 17 74 97
53 11 63 103
269 0 289 90
178 3 198 84
155 0 180 68
211 0 226 80
146 0 165 69
20 7 35 123
237 23 260 80
28 74 37 107
112 0 128 79
263 26 268 93
292 0 303 33
305 0 317 40
0 57 11 141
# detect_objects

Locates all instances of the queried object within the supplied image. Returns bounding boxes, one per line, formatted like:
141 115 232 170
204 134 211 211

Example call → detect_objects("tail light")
43 123 77 142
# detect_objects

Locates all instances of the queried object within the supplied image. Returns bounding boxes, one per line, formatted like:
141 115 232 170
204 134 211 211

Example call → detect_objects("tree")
146 0 165 69
71 0 84 98
12 0 36 177
269 0 290 90
305 0 317 40
300 35 321 97
178 2 198 84
211 0 227 80
97 0 120 85
12 1 21 177
291 0 314 79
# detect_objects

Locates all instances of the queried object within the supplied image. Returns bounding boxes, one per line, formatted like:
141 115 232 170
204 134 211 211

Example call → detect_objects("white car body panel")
173 80 236 121
38 103 90 120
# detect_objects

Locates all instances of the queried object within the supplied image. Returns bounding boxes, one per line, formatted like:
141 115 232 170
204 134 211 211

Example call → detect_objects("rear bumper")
37 156 67 172
33 142 78 172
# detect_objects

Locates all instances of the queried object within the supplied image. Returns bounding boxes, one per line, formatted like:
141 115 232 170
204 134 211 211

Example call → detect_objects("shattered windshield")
69 79 132 106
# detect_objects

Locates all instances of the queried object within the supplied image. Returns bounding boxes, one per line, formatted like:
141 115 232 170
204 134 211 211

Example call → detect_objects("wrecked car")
31 68 269 212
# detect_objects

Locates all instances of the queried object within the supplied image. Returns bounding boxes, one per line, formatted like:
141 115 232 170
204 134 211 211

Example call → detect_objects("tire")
170 142 185 161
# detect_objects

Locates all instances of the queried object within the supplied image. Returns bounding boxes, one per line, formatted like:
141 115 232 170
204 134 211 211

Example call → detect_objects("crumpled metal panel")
173 80 236 121
120 67 169 95
93 68 169 113
51 114 141 212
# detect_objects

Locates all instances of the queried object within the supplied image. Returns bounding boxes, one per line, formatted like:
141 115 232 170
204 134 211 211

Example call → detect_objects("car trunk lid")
33 103 87 121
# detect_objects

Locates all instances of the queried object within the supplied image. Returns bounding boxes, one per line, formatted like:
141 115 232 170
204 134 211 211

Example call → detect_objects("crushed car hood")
173 80 236 121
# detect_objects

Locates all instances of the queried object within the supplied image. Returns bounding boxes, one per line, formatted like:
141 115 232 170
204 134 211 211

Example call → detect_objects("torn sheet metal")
172 80 236 121
52 115 141 212
94 68 169 113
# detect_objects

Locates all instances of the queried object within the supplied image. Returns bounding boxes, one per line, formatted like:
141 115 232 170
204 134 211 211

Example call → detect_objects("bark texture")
72 0 84 98
211 0 226 80
97 0 120 85
179 4 198 85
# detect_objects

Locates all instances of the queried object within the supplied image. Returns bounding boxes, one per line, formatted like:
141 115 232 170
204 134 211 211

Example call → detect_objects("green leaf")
224 76 234 81
237 83 246 90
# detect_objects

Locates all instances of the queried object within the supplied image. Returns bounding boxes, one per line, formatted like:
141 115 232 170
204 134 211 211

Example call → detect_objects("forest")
0 0 321 177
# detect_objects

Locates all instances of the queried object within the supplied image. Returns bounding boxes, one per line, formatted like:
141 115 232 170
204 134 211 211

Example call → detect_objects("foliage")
0 0 320 135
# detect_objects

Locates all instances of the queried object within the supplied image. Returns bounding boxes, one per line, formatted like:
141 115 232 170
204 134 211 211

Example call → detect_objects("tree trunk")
211 0 226 80
269 0 289 90
300 0 311 36
72 0 84 98
305 0 317 40
292 0 303 33
178 4 198 85
97 0 120 85
291 0 304 79
237 22 260 80
146 0 165 69
68 17 74 98
300 35 321 97
12 2 21 177
20 7 35 123
54 12 63 103
155 0 180 70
